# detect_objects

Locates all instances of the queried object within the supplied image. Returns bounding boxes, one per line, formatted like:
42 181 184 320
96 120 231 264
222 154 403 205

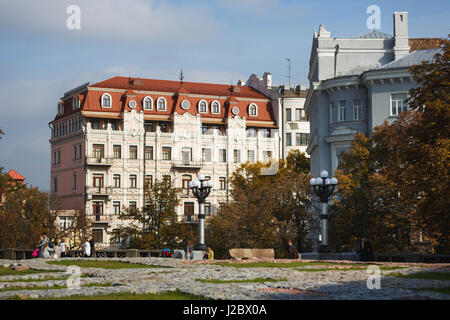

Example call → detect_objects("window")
129 202 137 211
286 108 292 121
93 174 104 188
296 133 309 146
73 172 77 190
129 174 137 188
162 175 171 187
145 175 153 188
92 229 104 243
162 147 171 160
143 97 153 110
113 174 121 188
286 133 292 146
72 96 79 109
296 108 308 121
199 100 208 113
219 177 226 190
263 151 272 162
248 150 255 162
260 129 271 138
184 202 195 221
53 151 57 165
233 149 241 163
329 102 334 124
201 124 209 135
338 101 346 122
202 148 211 162
53 177 58 193
93 144 104 159
92 201 103 217
353 99 362 120
211 101 220 114
58 150 61 164
78 144 82 159
205 202 211 216
145 146 153 160
129 146 137 159
246 128 257 137
182 175 192 195
113 145 121 159
182 147 192 164
113 202 121 215
101 93 112 108
219 149 227 163
391 93 408 115
157 97 167 111
249 104 257 116
59 217 74 230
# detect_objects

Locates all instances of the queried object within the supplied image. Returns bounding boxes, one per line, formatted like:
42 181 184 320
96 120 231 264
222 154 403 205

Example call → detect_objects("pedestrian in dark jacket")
287 240 299 259
88 235 95 257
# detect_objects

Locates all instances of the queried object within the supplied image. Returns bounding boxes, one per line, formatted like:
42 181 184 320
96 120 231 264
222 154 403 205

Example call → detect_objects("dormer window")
72 96 79 110
198 100 208 113
211 100 220 114
157 97 167 111
101 93 112 108
249 103 258 117
143 96 153 110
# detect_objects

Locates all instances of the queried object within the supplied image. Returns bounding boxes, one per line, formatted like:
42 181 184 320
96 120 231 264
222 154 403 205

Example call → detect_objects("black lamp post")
189 174 213 251
310 170 338 253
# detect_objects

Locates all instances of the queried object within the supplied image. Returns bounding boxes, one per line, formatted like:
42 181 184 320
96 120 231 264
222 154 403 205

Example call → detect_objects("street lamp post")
310 170 338 253
189 174 213 251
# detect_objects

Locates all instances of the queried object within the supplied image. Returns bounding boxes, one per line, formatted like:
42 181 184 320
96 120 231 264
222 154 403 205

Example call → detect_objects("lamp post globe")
310 170 338 253
189 173 213 252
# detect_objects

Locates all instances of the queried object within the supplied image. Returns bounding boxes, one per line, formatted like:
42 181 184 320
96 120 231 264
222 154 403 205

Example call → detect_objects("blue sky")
0 0 448 191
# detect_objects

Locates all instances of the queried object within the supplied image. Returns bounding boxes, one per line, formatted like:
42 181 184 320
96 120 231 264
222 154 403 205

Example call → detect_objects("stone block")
126 249 139 258
229 248 274 260
10 265 29 271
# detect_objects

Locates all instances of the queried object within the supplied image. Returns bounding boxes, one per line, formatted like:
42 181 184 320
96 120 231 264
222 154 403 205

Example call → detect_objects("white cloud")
0 0 221 45
214 0 307 18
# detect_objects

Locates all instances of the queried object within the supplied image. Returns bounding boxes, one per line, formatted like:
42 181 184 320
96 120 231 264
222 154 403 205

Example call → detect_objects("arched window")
101 93 112 108
211 100 220 114
198 100 208 113
143 97 153 110
157 97 167 111
249 103 258 117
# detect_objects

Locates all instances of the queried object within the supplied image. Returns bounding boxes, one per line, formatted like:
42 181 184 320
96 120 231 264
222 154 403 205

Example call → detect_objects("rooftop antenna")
179 65 184 85
286 58 291 87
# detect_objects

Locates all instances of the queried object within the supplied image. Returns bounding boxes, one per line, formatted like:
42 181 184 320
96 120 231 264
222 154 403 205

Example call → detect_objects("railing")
0 248 163 260
172 160 203 168
182 215 198 223
86 157 113 165
86 187 113 195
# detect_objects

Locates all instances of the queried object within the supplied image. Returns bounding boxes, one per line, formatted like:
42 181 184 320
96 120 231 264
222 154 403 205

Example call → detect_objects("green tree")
110 180 189 250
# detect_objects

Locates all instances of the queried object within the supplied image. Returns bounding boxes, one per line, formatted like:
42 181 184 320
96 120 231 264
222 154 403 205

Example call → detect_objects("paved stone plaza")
0 258 449 300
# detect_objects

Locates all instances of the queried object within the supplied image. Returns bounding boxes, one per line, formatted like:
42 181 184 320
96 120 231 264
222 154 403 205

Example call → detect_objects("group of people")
33 232 95 259
184 240 214 260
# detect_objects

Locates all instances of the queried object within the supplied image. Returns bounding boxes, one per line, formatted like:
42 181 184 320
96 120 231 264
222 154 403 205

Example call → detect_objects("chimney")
263 72 272 88
393 12 410 60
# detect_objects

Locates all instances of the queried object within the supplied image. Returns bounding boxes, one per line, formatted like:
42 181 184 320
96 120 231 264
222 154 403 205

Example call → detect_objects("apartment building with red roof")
49 76 281 246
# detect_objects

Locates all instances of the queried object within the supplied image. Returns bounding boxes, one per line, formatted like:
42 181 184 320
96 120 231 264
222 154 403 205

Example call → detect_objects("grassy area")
195 277 288 284
0 266 62 277
296 266 406 272
389 272 450 281
47 260 165 269
213 261 371 268
21 289 209 300
0 282 117 292
414 287 450 295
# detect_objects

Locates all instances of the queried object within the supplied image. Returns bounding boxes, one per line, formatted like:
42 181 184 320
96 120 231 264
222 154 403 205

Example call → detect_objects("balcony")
86 157 113 166
86 187 112 197
88 214 114 223
182 215 198 224
172 160 203 169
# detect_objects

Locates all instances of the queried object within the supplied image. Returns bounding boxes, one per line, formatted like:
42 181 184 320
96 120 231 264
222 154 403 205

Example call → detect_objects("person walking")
287 240 299 259
38 232 49 258
207 247 214 260
83 238 91 258
59 239 67 258
88 235 95 258
41 243 53 259
185 240 194 260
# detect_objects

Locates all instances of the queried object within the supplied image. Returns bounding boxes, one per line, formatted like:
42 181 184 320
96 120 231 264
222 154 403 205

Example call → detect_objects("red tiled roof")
7 169 25 181
90 76 269 99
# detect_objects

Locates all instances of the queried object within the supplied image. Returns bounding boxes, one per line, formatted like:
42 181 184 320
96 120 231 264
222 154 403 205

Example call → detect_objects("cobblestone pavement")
0 258 449 300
